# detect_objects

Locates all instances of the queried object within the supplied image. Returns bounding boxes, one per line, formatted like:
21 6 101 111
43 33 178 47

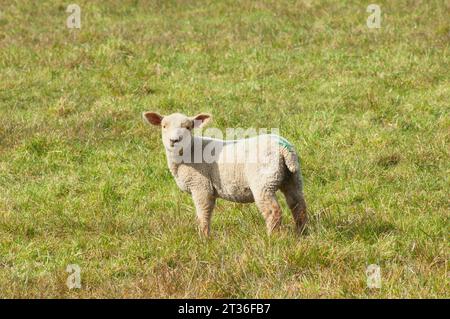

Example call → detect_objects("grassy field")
0 0 448 298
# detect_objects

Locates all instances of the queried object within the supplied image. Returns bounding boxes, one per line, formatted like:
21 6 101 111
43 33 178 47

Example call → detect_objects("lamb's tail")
280 146 299 174
271 135 300 174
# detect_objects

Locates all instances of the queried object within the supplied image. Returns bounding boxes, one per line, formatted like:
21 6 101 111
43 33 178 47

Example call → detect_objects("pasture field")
0 0 448 298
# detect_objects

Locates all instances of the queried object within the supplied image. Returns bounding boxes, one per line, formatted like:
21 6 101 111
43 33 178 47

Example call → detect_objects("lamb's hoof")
295 224 308 236
198 228 211 239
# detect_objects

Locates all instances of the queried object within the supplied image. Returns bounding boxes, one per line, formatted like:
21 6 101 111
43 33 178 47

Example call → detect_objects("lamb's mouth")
169 144 183 156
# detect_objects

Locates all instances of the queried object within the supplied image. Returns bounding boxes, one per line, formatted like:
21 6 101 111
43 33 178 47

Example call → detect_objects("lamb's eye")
162 124 167 129
181 123 192 130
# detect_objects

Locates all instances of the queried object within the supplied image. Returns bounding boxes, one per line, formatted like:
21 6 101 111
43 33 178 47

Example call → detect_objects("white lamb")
143 112 307 237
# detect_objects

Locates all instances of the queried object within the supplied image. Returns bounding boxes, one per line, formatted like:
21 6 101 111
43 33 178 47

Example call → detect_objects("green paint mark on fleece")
276 136 294 151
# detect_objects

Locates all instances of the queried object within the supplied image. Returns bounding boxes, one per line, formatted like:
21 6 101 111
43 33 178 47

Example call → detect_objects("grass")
0 0 448 298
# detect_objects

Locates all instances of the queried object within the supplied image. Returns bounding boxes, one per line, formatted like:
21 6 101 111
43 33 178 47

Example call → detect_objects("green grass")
0 0 448 298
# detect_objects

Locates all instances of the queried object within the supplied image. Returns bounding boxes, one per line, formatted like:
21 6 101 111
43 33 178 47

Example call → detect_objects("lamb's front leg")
192 191 216 237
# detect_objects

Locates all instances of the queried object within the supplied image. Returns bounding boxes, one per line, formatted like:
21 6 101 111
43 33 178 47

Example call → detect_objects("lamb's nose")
170 137 182 145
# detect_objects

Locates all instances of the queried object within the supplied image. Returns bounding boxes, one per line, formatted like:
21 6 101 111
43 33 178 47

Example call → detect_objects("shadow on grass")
334 218 397 243
312 208 398 244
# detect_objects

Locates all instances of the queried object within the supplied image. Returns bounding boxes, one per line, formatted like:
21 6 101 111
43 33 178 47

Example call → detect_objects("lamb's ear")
143 112 163 126
191 113 212 128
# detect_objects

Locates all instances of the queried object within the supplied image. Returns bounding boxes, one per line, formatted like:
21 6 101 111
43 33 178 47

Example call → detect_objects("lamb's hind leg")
254 190 282 234
281 174 307 234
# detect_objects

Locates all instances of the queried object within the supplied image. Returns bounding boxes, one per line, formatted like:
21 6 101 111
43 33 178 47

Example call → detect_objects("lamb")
142 111 307 237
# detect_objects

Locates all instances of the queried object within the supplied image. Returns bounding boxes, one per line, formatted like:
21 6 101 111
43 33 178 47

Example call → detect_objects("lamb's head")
143 111 212 153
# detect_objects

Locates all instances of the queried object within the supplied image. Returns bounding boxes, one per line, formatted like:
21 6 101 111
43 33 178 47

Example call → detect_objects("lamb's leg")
281 179 307 234
254 191 282 234
192 192 216 237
